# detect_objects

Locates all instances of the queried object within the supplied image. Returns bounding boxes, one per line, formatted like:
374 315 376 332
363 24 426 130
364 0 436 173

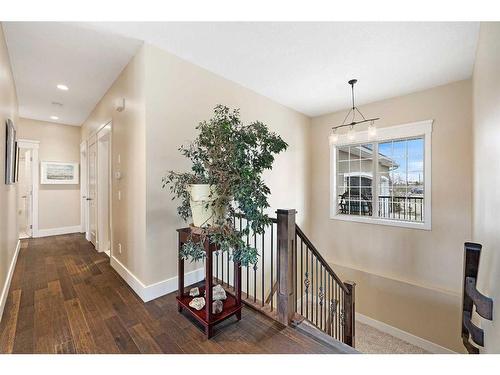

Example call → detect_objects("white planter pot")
188 184 222 227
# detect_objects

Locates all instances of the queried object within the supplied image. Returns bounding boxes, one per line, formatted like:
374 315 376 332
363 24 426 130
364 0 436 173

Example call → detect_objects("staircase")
212 209 356 348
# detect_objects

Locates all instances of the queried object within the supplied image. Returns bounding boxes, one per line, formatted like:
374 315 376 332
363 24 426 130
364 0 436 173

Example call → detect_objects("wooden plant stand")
176 227 242 338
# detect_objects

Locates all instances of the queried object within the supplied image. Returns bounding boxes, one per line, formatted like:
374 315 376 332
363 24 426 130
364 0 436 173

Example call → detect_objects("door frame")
87 135 98 247
16 139 39 238
80 140 89 240
84 120 113 256
96 123 112 255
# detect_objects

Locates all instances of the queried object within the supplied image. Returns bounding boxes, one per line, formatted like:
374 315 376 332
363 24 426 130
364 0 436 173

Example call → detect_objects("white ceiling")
4 22 479 125
85 22 480 117
3 22 142 126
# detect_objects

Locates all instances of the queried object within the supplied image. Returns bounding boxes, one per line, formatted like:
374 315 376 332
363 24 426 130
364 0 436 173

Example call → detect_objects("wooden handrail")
295 225 349 294
233 212 278 224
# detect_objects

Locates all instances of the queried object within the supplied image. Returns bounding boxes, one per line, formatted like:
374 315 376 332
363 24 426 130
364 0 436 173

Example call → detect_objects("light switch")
118 190 121 200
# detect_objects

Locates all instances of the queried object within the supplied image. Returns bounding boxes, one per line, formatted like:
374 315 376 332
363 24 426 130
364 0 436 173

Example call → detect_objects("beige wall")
80 42 310 288
310 80 473 352
0 24 19 320
144 44 311 285
81 45 147 281
18 118 81 230
472 22 500 353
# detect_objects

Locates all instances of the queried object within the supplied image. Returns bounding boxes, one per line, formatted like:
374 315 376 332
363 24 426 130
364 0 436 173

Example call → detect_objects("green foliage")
162 105 288 266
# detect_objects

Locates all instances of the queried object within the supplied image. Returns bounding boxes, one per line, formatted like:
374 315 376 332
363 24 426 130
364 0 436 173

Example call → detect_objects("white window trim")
330 119 433 230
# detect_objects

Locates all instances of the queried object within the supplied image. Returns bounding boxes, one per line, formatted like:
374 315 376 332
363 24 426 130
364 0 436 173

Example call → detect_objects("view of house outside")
336 137 424 222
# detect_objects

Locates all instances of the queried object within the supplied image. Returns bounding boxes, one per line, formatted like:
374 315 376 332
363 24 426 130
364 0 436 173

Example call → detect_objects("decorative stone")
212 284 227 301
189 297 205 310
212 300 223 314
204 284 227 301
189 287 200 297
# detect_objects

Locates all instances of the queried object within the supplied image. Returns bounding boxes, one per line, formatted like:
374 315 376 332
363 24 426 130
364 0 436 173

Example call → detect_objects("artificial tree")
162 105 288 266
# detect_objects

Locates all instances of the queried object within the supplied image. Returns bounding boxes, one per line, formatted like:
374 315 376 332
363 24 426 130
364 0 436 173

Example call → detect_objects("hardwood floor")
0 234 340 354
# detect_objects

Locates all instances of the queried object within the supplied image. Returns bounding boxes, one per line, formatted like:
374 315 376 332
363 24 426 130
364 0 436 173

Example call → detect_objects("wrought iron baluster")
304 246 309 320
311 249 314 324
340 284 343 341
325 273 329 334
319 266 324 330
323 266 327 331
330 297 338 339
270 223 274 311
300 238 303 315
336 284 339 339
246 220 249 299
327 274 332 336
240 216 243 290
253 231 257 302
293 233 298 312
315 257 318 326
341 289 346 343
332 282 336 339
261 230 265 307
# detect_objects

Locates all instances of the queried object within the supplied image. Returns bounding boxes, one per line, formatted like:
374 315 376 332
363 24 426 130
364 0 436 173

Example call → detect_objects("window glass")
336 137 424 223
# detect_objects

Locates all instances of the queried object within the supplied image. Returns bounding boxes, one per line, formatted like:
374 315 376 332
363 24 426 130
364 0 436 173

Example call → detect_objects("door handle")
86 198 93 201
21 195 27 198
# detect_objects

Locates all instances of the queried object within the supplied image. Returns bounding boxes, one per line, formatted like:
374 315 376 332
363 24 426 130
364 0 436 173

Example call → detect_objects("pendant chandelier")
329 79 380 144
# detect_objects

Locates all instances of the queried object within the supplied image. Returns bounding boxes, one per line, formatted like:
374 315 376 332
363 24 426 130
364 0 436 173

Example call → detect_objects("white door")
18 149 33 238
88 139 98 247
97 126 111 254
80 141 88 235
25 150 33 237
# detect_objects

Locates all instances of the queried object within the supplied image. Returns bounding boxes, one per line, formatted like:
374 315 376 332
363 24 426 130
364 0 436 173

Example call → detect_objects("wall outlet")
118 243 122 254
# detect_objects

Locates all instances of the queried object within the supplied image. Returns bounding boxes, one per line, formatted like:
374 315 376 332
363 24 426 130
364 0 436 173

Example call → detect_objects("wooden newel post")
344 281 356 347
276 209 296 326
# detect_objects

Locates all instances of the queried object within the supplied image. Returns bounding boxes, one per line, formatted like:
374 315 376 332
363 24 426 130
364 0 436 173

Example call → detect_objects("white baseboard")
356 312 456 354
36 225 82 238
110 255 204 302
0 240 21 323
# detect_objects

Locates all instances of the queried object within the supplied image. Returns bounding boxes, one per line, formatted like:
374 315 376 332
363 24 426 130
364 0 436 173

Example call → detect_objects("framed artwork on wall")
40 161 79 184
5 119 17 185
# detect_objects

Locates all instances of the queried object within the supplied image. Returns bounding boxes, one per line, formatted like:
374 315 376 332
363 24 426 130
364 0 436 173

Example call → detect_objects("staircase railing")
210 209 356 347
295 220 356 347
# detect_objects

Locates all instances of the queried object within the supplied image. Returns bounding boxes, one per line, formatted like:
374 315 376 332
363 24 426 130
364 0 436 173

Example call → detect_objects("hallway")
0 234 341 354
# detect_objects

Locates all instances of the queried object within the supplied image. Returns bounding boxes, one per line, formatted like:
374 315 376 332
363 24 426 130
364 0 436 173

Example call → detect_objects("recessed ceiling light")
50 116 59 120
57 84 69 91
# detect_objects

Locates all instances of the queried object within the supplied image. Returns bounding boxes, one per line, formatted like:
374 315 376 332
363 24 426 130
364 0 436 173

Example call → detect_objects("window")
331 120 432 230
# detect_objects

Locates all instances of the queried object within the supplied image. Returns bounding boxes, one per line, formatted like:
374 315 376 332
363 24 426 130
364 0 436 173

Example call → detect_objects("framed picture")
41 161 79 184
5 119 17 185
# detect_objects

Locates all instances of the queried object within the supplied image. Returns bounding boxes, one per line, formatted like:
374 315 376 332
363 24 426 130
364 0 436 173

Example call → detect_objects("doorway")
80 141 88 239
17 148 32 238
16 139 39 238
87 136 97 247
84 122 112 257
97 124 111 256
